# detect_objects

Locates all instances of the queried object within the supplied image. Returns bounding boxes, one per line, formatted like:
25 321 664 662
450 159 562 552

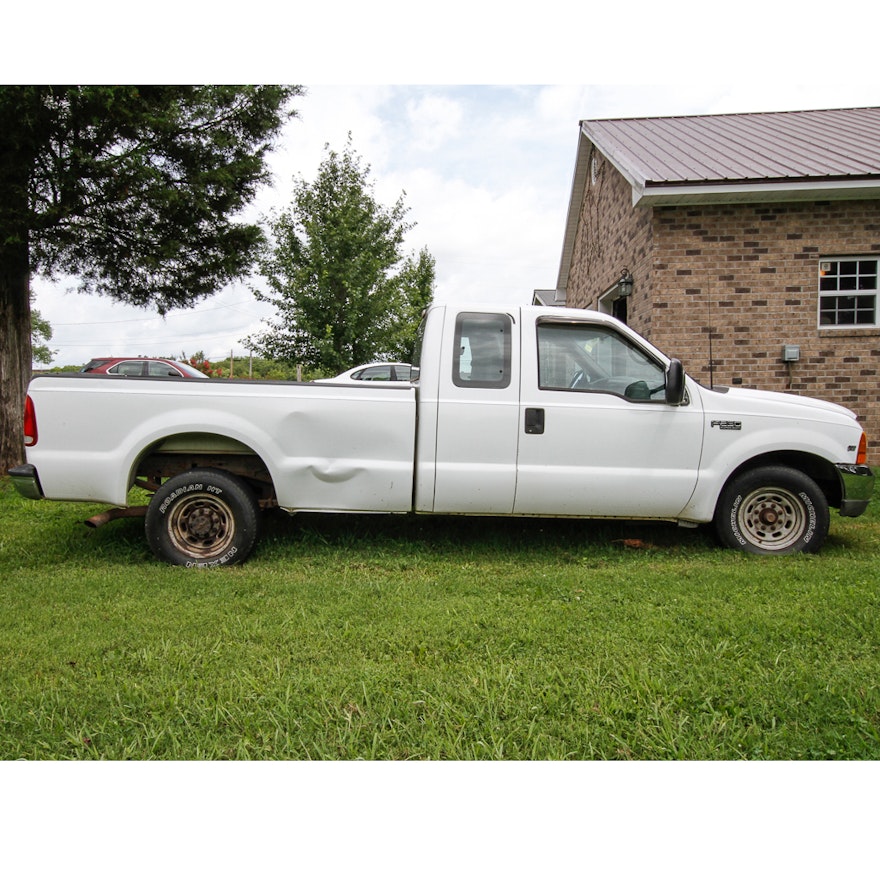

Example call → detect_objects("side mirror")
665 359 685 405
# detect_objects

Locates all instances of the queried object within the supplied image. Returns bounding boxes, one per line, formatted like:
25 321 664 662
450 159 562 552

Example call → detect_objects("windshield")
174 362 209 378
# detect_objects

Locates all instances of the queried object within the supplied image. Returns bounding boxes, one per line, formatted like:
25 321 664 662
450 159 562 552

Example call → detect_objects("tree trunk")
0 93 36 477
0 236 32 476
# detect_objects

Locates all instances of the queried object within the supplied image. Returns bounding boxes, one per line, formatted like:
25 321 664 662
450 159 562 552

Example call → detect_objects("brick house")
549 107 880 456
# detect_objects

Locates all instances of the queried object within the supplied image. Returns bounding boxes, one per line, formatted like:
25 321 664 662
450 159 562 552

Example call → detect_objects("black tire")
714 465 829 555
145 469 260 567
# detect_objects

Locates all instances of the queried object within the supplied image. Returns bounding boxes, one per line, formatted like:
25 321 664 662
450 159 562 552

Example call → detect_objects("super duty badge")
711 420 742 431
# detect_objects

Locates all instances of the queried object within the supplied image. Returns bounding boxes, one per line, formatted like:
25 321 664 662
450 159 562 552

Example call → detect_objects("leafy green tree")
0 85 300 473
247 138 435 375
30 298 55 366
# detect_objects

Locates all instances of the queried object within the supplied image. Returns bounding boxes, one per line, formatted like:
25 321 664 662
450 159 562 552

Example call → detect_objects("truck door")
513 316 703 518
427 309 520 513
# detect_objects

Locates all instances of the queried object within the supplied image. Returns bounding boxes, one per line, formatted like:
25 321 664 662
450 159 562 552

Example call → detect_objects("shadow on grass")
1 493 718 570
80 506 870 567
255 508 718 564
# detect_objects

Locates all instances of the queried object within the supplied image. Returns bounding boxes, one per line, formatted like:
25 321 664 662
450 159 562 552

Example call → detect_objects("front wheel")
714 466 829 555
145 469 260 567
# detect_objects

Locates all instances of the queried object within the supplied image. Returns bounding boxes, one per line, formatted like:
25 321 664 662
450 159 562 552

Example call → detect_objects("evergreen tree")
0 85 300 472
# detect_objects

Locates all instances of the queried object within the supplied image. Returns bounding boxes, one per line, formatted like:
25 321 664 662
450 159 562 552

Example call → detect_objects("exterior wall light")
618 268 634 297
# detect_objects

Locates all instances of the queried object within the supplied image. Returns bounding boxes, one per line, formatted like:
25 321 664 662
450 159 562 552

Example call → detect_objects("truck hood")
696 382 859 423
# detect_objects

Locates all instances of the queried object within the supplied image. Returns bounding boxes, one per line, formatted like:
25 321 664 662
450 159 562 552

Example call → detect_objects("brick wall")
565 152 880 457
566 147 654 327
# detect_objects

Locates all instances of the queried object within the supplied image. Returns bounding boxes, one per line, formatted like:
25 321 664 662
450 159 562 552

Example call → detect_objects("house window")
819 258 878 327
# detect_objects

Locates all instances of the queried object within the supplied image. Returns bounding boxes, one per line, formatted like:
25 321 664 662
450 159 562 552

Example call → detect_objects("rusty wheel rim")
167 493 235 559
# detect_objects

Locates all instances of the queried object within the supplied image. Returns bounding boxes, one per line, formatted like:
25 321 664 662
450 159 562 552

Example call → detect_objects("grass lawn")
1 478 878 760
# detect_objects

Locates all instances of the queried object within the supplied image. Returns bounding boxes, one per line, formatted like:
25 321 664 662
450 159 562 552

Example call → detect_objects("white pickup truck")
9 303 874 566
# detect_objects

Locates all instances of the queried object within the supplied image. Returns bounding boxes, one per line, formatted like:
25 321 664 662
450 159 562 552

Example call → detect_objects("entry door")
513 317 703 518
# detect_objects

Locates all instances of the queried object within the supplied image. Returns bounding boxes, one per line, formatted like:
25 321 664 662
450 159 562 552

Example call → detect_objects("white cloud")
390 167 563 305
405 94 464 152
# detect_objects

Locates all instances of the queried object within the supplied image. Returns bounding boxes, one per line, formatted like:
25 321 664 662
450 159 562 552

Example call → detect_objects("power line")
48 299 264 326
52 334 248 348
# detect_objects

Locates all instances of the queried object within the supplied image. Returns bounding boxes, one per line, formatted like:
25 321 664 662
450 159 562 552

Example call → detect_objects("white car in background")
314 362 414 384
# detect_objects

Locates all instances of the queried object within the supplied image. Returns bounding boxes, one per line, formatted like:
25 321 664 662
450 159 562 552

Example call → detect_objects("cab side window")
537 321 666 401
453 313 512 389
112 361 147 376
355 366 393 381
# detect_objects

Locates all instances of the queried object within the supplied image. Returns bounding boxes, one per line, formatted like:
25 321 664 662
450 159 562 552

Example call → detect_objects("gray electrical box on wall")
782 345 800 362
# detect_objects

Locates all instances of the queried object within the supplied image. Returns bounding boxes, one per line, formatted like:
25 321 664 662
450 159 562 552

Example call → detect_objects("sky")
29 82 880 369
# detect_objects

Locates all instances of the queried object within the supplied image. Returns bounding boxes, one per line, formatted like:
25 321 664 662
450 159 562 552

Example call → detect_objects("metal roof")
556 106 880 290
581 107 880 192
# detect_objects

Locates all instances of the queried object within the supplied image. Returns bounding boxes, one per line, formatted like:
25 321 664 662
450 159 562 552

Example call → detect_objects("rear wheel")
145 469 260 567
714 466 829 555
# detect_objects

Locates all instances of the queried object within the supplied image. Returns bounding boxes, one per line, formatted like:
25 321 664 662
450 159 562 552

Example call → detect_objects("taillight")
24 395 37 447
856 432 867 465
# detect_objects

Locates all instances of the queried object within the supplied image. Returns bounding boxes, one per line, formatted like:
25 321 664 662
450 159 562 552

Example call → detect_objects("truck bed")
24 373 418 510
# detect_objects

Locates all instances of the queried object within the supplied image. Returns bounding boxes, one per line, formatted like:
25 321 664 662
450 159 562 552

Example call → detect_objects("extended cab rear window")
453 312 512 389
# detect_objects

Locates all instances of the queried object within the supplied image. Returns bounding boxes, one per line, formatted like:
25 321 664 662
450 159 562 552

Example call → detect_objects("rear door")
427 309 521 513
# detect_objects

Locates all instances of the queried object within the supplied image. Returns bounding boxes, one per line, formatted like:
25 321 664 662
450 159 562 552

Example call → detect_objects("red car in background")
80 357 208 378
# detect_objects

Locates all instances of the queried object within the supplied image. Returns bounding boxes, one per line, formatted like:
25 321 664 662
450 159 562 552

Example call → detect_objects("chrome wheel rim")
737 485 807 551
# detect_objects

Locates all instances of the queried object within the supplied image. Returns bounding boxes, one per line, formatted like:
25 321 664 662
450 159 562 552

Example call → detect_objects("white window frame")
818 256 879 329
597 287 616 315
598 282 629 324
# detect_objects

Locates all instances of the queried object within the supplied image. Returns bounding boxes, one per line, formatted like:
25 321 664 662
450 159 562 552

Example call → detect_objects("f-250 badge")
711 420 742 431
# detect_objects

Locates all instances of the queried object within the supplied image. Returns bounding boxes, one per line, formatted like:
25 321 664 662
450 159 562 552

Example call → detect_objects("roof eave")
555 128 592 290
580 119 650 193
635 178 880 207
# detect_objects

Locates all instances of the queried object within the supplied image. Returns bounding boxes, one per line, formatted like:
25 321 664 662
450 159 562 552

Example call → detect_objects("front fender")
679 389 862 522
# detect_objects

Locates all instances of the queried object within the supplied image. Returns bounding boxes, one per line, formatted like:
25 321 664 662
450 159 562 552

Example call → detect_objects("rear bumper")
836 463 875 517
7 464 44 501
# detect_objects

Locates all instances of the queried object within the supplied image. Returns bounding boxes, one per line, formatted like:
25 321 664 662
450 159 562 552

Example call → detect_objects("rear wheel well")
131 433 277 506
723 451 841 510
